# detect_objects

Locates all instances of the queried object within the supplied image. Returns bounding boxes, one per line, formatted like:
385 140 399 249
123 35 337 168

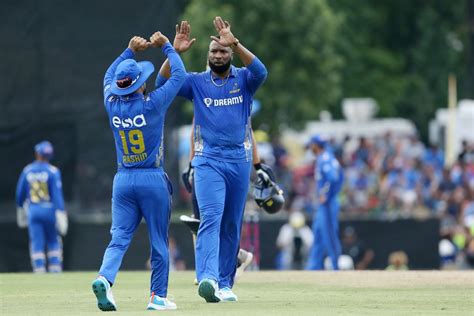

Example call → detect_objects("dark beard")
209 60 231 74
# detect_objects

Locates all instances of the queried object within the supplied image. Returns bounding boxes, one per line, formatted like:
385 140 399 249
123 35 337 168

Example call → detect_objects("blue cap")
307 134 327 147
110 59 155 96
34 141 54 159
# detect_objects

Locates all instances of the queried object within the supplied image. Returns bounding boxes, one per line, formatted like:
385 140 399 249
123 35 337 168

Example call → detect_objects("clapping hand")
149 31 170 48
128 36 150 52
210 16 237 47
173 21 196 53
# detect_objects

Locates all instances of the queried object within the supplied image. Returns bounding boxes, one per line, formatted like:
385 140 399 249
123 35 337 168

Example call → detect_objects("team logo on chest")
204 98 213 107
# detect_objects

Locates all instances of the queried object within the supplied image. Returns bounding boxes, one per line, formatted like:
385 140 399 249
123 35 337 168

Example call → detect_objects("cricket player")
91 33 185 311
15 141 67 273
156 17 267 302
306 135 344 270
180 125 274 283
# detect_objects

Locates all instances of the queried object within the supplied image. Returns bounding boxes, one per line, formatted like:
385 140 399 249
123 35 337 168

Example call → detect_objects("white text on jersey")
112 114 147 129
203 95 243 108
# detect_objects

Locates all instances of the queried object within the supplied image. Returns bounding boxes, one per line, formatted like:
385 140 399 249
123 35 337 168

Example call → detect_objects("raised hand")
128 36 150 52
210 16 237 47
149 31 170 48
173 21 196 53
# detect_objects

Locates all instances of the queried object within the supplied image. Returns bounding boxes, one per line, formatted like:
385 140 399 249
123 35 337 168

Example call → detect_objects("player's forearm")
318 182 331 201
152 43 186 109
164 43 185 78
251 130 261 165
233 42 255 66
157 58 172 84
159 43 186 91
15 176 26 207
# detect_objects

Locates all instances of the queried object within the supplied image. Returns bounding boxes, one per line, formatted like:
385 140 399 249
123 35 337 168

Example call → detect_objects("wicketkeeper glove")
55 210 68 236
16 207 28 228
181 162 194 193
254 163 276 184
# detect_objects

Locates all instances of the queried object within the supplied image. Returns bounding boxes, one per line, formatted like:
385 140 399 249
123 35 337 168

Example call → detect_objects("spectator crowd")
255 131 474 270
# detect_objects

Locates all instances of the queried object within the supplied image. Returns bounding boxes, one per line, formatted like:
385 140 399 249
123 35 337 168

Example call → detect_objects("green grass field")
1 271 473 315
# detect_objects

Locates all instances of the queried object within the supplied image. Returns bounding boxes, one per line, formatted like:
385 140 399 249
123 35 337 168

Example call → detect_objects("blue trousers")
28 206 62 272
193 156 251 289
98 169 172 297
306 197 341 270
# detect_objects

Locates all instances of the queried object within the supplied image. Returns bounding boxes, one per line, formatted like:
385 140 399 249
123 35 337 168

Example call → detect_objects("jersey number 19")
119 129 146 154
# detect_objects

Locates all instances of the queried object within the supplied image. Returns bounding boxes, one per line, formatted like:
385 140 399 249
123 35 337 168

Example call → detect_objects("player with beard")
156 17 267 302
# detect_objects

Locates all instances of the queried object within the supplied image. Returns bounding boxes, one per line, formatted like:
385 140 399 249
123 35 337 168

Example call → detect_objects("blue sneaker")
92 276 117 311
146 292 177 310
219 287 238 302
198 279 221 303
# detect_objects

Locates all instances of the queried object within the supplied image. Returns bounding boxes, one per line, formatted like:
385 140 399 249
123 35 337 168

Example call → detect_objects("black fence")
0 0 189 216
0 217 439 272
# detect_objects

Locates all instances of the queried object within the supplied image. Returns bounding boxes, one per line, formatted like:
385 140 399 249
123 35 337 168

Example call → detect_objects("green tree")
179 0 343 132
331 0 468 140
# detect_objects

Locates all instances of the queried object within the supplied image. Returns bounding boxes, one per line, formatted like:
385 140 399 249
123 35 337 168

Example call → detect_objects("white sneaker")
219 287 238 302
92 276 117 311
146 292 177 310
198 279 221 303
236 250 254 279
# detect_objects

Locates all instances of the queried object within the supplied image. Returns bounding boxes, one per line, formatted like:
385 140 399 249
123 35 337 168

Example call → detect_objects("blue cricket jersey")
103 43 185 169
315 150 344 201
16 161 65 211
156 58 267 162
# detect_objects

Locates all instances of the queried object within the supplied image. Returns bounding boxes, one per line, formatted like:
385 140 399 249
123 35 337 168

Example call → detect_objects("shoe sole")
198 281 221 303
147 303 177 310
92 279 117 311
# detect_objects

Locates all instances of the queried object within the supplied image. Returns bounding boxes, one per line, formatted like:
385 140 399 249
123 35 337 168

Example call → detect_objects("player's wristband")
253 162 262 171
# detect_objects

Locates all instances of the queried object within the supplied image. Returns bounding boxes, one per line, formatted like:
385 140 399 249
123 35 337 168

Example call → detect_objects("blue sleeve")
50 170 65 211
103 48 135 101
318 161 339 199
155 73 167 88
155 72 193 100
15 171 28 207
244 57 268 95
147 43 186 112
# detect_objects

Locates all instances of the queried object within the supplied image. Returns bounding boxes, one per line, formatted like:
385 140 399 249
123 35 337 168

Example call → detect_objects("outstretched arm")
148 31 186 112
211 16 267 92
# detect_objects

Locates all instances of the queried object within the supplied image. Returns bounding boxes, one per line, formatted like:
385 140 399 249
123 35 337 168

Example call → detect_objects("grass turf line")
1 271 473 315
